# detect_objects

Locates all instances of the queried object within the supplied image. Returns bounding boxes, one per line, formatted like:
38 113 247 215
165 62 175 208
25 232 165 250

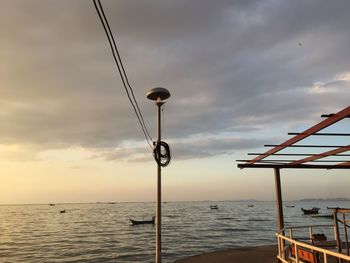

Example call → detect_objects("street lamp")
147 87 171 263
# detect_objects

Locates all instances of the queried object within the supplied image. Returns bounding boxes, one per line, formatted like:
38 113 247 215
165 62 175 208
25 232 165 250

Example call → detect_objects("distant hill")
299 198 350 202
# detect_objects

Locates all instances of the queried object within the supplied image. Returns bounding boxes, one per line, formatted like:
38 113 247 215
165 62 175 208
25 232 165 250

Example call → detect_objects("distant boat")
60 210 66 214
49 204 55 206
108 202 116 204
210 205 218 209
286 205 295 208
130 216 155 225
326 206 340 210
311 214 333 219
248 205 254 207
301 207 320 215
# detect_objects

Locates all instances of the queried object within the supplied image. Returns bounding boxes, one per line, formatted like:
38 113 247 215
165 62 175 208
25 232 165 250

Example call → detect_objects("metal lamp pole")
156 98 163 263
147 87 170 263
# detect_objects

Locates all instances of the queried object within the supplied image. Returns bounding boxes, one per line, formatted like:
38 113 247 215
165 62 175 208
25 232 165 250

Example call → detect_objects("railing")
277 225 350 263
335 208 350 256
285 224 335 241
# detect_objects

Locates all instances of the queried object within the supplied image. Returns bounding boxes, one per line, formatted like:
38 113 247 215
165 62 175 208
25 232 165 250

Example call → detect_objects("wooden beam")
289 145 350 165
238 159 350 163
247 106 350 164
237 163 350 169
337 161 350 166
247 153 350 157
274 168 284 232
265 144 344 148
333 208 342 254
322 114 350 118
288 132 350 136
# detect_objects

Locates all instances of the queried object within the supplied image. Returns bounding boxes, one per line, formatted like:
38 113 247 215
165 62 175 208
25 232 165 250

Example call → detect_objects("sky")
0 0 349 204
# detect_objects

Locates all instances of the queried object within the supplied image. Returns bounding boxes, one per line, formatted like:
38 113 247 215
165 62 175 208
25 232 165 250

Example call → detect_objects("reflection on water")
0 201 349 262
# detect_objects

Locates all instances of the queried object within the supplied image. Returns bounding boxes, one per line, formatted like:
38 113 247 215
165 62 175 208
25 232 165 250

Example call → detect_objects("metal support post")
156 100 163 263
274 168 285 231
274 168 285 262
147 87 170 263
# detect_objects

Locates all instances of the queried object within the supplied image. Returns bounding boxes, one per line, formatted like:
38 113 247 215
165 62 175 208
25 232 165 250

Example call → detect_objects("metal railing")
334 208 350 256
277 225 350 263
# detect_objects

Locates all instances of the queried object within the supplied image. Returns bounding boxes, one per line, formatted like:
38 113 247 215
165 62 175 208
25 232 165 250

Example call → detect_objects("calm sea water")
0 201 349 262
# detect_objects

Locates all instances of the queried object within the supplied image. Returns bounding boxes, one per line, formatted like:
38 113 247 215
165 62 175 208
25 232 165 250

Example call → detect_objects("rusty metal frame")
238 106 350 170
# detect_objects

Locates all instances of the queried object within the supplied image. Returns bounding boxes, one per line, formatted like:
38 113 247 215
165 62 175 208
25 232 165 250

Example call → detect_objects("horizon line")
1 197 350 206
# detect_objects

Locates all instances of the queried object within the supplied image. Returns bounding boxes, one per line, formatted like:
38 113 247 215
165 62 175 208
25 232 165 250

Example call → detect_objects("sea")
0 200 349 263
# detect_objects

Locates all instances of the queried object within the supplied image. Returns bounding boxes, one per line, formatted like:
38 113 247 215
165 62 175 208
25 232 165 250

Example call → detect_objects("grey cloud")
94 136 266 162
0 0 349 160
171 137 266 160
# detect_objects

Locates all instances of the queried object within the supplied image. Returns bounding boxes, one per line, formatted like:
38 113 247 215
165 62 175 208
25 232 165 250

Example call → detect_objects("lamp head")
147 87 170 101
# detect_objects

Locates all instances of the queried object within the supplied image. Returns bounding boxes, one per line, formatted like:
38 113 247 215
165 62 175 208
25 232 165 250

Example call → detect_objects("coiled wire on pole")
153 141 171 167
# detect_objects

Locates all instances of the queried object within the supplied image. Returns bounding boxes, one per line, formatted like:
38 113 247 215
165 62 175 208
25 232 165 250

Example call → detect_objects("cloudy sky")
0 0 349 204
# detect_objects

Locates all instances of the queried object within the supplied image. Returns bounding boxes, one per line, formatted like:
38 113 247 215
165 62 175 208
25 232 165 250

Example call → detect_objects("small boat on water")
130 216 155 225
311 214 333 219
286 205 295 208
49 203 55 206
60 210 66 214
248 205 254 207
301 207 320 215
210 205 218 209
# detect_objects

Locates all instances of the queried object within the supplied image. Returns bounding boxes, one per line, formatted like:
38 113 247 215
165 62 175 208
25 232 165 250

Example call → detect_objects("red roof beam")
247 106 350 165
238 163 350 169
289 145 350 165
337 161 350 166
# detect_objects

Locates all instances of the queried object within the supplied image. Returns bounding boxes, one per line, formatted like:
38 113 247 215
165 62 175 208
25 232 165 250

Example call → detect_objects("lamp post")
147 87 170 263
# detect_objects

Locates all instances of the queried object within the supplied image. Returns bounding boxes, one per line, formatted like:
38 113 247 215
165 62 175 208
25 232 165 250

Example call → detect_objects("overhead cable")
93 0 153 149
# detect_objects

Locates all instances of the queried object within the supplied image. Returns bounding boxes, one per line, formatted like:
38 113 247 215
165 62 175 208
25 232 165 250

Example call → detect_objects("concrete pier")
173 245 277 263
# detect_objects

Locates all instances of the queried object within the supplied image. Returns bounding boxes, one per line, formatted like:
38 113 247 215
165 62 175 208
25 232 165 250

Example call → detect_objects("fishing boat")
130 216 155 225
210 205 218 209
311 214 333 219
301 207 320 215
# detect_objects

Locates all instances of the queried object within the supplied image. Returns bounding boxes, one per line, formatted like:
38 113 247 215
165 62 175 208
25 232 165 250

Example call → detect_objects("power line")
93 0 153 148
95 0 153 142
93 0 153 149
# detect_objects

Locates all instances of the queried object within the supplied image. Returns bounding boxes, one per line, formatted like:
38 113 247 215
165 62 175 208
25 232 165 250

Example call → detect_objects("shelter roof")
237 106 350 169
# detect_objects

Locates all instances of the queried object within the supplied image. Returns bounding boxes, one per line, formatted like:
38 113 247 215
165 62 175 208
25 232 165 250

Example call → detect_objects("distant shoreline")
1 198 349 206
298 198 350 202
